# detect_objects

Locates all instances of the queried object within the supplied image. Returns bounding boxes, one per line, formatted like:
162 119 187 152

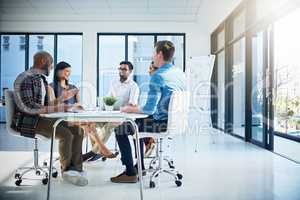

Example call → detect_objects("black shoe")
82 151 96 162
88 154 102 162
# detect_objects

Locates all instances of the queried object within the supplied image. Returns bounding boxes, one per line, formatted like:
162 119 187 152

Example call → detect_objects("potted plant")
103 96 117 111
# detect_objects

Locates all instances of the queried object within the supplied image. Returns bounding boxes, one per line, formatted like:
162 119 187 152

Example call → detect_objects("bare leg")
85 124 116 158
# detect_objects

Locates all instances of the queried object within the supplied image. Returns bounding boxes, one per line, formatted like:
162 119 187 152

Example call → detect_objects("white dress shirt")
108 78 140 110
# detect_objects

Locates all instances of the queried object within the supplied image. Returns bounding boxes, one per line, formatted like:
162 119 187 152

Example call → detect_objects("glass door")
249 27 274 149
250 31 266 145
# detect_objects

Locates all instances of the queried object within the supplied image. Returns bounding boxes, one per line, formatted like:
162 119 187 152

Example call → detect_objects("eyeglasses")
118 67 128 71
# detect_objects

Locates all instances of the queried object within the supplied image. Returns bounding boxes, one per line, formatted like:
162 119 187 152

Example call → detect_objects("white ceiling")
0 0 205 22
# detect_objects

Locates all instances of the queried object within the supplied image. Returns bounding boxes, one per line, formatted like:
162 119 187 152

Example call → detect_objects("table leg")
127 119 144 200
46 119 64 200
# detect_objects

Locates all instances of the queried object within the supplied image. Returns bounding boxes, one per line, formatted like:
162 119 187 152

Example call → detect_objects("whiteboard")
186 55 215 111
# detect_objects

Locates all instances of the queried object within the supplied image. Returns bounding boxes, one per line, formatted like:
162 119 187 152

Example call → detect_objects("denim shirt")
142 63 187 121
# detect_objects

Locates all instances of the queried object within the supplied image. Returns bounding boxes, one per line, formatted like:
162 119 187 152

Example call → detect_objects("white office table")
41 110 148 200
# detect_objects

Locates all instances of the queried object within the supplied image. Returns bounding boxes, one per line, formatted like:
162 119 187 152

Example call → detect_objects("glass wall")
251 32 264 142
273 7 300 138
232 38 246 137
98 35 125 99
29 35 54 68
128 35 154 105
211 0 300 153
57 35 83 87
97 33 185 105
217 51 225 129
0 35 26 122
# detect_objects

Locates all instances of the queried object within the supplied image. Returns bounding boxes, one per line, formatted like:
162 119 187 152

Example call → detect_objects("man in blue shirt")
111 40 187 183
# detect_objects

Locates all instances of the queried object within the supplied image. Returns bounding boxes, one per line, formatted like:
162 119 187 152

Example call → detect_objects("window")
251 31 264 142
232 38 246 138
19 36 26 51
2 36 10 51
273 7 300 138
128 35 154 104
217 30 225 51
217 51 225 129
0 35 26 122
97 33 186 105
57 35 83 87
29 35 54 68
98 35 126 100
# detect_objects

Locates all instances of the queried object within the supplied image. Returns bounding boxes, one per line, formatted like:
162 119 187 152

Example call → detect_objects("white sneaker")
62 170 88 186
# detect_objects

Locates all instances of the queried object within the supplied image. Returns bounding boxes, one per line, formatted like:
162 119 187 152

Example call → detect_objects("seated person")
13 51 88 186
111 40 187 183
48 61 116 159
82 61 140 161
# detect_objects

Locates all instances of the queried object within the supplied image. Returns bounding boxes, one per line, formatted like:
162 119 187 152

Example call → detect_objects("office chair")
139 91 190 188
4 90 57 186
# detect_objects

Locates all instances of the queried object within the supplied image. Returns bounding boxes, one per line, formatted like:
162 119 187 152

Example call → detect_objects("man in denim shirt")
111 40 186 183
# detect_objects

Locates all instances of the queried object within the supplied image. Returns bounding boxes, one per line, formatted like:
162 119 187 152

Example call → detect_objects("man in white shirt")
82 61 140 162
108 61 139 110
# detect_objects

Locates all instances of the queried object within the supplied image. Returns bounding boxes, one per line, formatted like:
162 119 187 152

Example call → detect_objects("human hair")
119 61 134 71
155 40 175 62
53 61 71 97
33 51 53 66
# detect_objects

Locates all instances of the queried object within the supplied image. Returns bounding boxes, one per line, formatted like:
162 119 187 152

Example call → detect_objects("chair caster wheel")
42 178 48 185
101 157 107 161
15 173 21 179
175 180 182 187
169 165 175 169
15 179 22 186
36 170 41 176
52 171 58 178
177 174 183 180
149 181 155 188
43 161 47 166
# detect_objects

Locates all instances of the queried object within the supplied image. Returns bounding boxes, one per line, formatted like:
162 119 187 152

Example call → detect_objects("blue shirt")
142 63 187 120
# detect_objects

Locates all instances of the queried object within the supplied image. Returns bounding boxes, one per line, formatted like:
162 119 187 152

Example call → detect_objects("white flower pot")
104 105 114 111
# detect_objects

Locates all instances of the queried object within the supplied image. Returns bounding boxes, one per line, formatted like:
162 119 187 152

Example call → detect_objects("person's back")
146 63 186 121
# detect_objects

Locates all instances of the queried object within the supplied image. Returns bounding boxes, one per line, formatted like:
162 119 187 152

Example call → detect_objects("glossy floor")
0 125 300 200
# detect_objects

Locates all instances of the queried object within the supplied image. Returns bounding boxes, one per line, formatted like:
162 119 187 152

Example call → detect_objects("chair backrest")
167 91 190 135
4 90 20 136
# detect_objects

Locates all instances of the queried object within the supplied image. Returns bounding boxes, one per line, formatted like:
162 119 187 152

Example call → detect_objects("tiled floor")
0 125 300 200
